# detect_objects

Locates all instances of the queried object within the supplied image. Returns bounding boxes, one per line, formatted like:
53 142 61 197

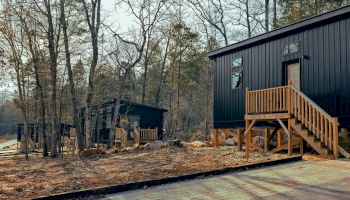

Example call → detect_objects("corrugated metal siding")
213 17 350 128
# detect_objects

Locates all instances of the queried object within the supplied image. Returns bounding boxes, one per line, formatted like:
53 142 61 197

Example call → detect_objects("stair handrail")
289 84 339 158
289 85 333 122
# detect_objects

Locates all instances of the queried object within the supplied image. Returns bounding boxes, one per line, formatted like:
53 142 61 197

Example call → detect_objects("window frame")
231 57 243 90
283 41 300 56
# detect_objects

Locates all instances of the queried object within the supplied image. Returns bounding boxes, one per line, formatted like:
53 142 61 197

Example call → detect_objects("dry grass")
302 154 332 161
0 146 289 200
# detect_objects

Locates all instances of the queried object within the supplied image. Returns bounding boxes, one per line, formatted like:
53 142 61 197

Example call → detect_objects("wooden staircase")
339 130 350 158
289 118 329 157
245 83 350 159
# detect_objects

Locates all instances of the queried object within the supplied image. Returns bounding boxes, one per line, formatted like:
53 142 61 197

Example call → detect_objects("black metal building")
79 99 167 143
209 6 350 129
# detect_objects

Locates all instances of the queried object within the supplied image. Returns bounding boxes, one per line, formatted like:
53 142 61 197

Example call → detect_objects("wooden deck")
244 82 348 158
213 82 350 159
115 128 158 147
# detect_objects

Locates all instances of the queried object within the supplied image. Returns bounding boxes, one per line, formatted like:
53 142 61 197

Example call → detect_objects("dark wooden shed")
79 99 167 143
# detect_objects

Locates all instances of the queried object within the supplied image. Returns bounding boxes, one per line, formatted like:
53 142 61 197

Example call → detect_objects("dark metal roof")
91 98 168 112
208 5 350 58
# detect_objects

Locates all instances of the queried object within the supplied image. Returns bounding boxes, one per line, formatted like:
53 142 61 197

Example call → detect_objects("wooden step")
290 119 329 158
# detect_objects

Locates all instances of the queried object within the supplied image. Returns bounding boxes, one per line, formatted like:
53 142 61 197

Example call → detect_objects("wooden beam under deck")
245 113 290 120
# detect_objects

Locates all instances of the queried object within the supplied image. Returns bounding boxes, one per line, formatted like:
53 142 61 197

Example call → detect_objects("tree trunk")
245 1 252 38
45 1 59 157
273 0 277 29
176 52 182 136
141 39 151 104
109 70 129 147
154 37 170 107
60 0 83 152
19 15 48 157
109 96 121 147
265 0 270 32
82 0 101 148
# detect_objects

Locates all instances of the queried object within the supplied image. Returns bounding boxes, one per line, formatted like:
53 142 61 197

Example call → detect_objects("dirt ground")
0 146 290 200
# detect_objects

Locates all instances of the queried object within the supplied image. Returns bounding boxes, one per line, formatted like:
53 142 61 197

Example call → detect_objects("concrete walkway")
104 160 350 200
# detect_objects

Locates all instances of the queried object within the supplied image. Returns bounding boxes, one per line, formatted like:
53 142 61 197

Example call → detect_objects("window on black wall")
232 57 243 89
283 42 299 55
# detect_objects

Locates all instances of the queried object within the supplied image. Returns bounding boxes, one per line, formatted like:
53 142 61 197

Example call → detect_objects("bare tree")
106 0 166 146
154 34 170 106
265 0 269 32
2 0 49 157
40 0 60 157
187 0 230 46
59 0 83 152
227 0 265 39
81 0 101 148
272 0 277 29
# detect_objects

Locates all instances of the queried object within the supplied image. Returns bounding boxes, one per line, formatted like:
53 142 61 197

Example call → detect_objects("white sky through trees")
0 1 132 95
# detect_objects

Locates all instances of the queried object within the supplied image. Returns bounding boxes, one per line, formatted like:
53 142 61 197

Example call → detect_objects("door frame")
282 59 301 87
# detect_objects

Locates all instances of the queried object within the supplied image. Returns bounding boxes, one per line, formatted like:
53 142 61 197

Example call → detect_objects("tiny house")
79 99 167 144
209 6 350 158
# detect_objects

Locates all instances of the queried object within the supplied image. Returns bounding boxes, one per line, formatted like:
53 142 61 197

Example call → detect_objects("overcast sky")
103 1 133 32
0 1 136 94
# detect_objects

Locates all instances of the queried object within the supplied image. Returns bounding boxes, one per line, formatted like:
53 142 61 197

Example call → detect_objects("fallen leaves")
0 146 288 199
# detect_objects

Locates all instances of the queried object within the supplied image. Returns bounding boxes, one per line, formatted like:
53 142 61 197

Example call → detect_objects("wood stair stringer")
290 119 329 158
339 146 350 159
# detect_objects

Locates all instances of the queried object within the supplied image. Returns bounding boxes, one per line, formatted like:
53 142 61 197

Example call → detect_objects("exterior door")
287 62 300 90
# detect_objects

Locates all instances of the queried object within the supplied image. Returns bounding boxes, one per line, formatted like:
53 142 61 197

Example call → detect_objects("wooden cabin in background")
209 6 350 158
79 99 167 145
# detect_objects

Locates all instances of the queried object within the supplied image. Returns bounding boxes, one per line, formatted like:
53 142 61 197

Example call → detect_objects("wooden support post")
341 128 349 144
264 128 270 153
288 119 292 156
237 129 243 151
333 117 339 158
277 130 283 147
245 120 251 158
299 135 304 155
211 129 219 148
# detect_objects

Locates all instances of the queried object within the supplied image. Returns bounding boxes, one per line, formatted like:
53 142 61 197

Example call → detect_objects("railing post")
245 120 251 158
333 117 339 158
287 81 292 116
245 87 249 115
237 128 243 151
264 128 270 154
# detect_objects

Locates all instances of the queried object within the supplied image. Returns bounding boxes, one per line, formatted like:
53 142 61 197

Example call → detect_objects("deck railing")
246 83 339 157
138 128 158 140
246 86 289 114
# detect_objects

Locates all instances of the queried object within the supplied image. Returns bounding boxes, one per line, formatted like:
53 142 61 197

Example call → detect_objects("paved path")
0 139 17 149
104 160 350 200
